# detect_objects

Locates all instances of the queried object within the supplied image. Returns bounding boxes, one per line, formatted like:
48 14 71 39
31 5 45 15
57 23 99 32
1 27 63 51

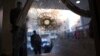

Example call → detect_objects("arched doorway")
26 0 96 56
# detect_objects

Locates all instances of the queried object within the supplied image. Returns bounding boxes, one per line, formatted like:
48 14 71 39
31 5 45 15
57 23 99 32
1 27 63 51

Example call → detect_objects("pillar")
89 0 100 56
0 7 3 55
2 0 17 56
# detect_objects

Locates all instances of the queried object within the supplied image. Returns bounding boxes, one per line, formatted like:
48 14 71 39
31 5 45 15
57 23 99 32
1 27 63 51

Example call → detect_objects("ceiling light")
44 20 50 25
76 0 80 4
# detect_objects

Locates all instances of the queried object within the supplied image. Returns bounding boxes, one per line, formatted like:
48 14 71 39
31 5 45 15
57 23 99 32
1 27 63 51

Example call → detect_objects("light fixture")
76 0 80 4
44 19 50 25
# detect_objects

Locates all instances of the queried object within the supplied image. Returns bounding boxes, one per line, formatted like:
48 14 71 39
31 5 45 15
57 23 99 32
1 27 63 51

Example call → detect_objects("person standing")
10 1 22 56
10 1 22 33
31 30 42 55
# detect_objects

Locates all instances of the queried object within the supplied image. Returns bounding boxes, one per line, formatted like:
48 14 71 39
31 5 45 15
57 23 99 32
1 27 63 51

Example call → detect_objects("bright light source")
28 8 81 32
44 20 50 25
27 29 33 32
76 1 80 4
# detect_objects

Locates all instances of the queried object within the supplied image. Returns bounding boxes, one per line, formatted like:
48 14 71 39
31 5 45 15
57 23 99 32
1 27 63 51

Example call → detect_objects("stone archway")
61 0 91 17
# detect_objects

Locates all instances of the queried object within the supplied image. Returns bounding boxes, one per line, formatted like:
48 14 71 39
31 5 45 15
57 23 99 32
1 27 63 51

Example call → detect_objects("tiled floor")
28 36 96 56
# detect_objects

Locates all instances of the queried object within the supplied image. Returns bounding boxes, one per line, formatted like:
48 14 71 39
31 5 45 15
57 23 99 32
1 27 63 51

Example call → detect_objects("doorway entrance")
26 0 96 56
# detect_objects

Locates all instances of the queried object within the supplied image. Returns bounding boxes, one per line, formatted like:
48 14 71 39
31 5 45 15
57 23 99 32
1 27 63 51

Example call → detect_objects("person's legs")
37 46 41 54
34 48 38 54
38 47 41 54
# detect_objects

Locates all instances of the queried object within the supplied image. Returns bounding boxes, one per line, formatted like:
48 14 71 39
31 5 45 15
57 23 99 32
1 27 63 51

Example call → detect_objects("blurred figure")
31 30 42 55
89 20 94 39
10 1 22 56
10 1 22 33
74 27 80 39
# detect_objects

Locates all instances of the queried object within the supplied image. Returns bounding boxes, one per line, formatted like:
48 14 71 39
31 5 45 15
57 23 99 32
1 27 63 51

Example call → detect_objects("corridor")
27 0 95 56
28 35 96 56
2 0 100 56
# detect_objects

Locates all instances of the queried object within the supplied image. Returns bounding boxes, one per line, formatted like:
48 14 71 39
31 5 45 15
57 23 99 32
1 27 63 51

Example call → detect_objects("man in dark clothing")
31 30 42 54
10 1 22 33
10 2 22 56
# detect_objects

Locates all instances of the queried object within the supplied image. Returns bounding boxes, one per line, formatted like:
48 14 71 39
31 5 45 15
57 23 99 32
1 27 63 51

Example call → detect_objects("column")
1 0 16 56
89 0 100 56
